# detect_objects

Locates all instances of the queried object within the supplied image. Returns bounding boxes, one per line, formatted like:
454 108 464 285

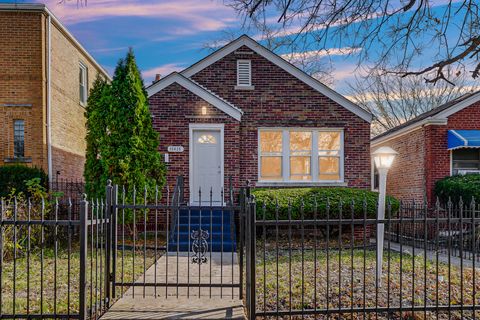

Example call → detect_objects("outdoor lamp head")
372 146 398 170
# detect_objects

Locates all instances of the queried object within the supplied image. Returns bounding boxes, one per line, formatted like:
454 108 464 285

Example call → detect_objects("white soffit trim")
371 118 447 146
147 72 243 121
372 91 480 146
181 35 373 123
435 91 480 118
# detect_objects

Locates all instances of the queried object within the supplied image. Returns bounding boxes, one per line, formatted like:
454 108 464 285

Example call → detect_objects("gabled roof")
372 90 480 145
146 72 243 121
178 35 372 123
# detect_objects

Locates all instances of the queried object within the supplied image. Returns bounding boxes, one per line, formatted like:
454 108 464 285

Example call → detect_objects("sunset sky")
2 0 473 94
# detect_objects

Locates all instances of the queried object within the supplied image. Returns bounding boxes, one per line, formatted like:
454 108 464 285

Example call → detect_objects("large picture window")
259 128 344 183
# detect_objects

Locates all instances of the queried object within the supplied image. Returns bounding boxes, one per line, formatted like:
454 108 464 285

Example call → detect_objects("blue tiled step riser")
169 208 237 253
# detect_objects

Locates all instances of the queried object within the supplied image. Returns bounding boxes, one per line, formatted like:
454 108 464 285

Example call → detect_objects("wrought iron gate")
105 176 244 302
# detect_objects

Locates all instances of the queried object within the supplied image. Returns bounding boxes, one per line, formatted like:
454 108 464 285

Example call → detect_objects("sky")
3 0 477 95
2 0 372 93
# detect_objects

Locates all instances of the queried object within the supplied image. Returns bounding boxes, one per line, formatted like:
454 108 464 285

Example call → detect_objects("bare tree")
347 69 473 135
226 0 480 85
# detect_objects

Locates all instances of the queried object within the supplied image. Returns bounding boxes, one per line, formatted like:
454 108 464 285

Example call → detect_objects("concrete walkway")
101 252 245 319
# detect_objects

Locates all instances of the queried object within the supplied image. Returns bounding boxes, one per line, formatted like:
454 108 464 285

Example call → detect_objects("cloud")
41 0 236 34
280 47 362 62
142 63 186 80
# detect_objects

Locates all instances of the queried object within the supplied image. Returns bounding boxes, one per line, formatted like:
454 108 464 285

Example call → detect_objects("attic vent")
236 60 252 87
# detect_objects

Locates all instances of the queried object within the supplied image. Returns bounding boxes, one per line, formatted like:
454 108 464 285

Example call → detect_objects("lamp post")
372 146 397 287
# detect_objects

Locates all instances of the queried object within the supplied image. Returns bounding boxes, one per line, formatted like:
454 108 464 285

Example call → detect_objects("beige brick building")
0 3 110 181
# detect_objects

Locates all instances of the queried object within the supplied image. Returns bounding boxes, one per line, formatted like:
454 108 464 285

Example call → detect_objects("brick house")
0 3 110 181
371 91 480 204
147 35 373 204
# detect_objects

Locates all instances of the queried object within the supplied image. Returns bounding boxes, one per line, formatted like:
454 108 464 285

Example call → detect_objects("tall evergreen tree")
103 49 166 194
84 74 109 197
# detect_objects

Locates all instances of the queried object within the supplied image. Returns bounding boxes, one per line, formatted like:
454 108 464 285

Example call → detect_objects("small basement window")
236 60 253 89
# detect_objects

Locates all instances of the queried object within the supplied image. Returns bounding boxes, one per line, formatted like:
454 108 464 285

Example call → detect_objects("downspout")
46 14 53 180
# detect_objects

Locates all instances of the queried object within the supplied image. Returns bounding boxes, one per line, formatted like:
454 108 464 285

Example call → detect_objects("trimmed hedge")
252 187 399 220
434 174 480 204
0 165 48 197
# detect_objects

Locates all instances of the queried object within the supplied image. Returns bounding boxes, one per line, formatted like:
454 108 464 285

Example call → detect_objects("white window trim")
79 62 88 106
257 127 345 185
236 59 252 87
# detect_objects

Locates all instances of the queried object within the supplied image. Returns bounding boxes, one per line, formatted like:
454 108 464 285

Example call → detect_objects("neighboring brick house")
147 35 373 204
0 3 110 181
371 91 480 204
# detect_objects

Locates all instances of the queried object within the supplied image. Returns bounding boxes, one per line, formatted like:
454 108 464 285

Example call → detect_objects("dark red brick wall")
375 101 480 205
374 127 427 202
424 101 480 203
149 83 240 201
149 47 371 198
190 47 371 189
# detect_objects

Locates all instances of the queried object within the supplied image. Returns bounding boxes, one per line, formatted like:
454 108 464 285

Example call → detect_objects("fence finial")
107 179 112 187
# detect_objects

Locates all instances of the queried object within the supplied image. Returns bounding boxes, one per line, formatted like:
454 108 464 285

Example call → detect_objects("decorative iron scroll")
191 229 209 264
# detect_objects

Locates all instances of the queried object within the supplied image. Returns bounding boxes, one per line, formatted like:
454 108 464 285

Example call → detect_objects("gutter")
47 15 52 179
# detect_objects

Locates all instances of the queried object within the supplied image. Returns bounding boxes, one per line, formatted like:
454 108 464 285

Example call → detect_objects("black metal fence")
0 194 110 319
243 193 480 319
3 179 480 319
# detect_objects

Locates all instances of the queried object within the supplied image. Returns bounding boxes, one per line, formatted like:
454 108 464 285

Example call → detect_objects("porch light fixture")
201 106 207 115
372 146 397 287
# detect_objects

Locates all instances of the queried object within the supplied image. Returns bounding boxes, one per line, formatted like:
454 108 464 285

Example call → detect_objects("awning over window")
448 130 480 150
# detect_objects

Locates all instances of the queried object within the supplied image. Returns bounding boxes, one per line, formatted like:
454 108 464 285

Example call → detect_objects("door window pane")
198 134 217 144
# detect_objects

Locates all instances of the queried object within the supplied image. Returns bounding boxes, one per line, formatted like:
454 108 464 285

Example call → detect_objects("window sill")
4 157 32 163
255 181 348 188
234 85 255 91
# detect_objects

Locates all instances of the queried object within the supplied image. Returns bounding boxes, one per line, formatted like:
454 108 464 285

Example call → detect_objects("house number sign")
167 146 184 152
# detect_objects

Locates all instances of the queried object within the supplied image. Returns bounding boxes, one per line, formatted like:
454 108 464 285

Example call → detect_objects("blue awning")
448 130 480 150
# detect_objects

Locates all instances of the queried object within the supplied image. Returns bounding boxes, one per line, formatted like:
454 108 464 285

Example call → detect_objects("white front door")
191 129 223 205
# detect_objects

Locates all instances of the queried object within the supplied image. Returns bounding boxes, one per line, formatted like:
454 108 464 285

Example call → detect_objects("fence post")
239 188 245 300
247 194 256 320
79 195 88 320
111 184 118 301
105 180 112 307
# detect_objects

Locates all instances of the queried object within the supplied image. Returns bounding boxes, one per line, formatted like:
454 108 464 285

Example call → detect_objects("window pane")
260 156 282 179
453 149 479 161
290 131 312 151
198 134 217 144
260 131 282 153
290 156 311 180
318 131 340 151
14 120 24 158
319 156 340 180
